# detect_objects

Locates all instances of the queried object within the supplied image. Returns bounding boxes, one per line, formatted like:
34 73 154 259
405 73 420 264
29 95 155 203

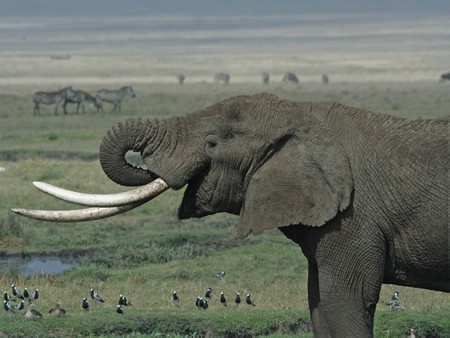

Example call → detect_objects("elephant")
12 93 449 337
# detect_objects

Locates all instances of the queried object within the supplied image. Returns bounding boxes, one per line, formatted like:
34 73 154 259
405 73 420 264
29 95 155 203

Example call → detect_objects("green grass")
1 84 449 337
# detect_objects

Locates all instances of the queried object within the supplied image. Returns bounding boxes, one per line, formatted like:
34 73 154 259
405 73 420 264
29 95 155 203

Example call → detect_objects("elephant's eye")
205 135 218 149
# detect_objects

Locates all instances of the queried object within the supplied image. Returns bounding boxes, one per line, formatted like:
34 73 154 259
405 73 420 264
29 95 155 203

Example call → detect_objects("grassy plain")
0 12 450 338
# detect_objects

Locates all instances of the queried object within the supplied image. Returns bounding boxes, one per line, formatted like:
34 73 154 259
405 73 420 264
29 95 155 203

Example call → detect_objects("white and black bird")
220 292 227 307
32 289 39 302
198 297 205 309
90 288 105 303
82 298 89 312
23 288 31 302
16 300 25 311
3 291 15 302
24 304 42 320
195 296 201 309
116 304 124 315
205 288 212 299
215 271 225 278
171 291 181 307
387 291 400 310
235 293 241 306
246 293 256 306
3 300 15 313
201 299 209 310
406 328 416 338
11 284 24 300
118 295 125 305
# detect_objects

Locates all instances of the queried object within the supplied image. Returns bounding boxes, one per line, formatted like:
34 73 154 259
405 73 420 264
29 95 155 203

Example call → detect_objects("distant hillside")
1 0 450 18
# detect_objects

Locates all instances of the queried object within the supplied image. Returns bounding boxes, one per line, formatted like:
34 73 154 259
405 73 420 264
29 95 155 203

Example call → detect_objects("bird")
4 300 15 313
195 296 201 309
198 297 205 309
24 304 42 320
32 289 39 302
388 291 402 310
116 304 124 315
246 293 256 306
171 291 181 307
3 291 15 302
82 298 89 312
122 295 132 306
49 300 66 317
406 328 416 338
16 300 25 311
11 284 24 300
215 271 225 278
23 288 31 302
387 291 399 306
220 292 227 307
235 293 241 306
90 288 105 303
205 288 212 299
201 299 209 310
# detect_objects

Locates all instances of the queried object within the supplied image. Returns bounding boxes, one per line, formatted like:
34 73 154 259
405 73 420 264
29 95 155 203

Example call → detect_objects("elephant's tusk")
10 203 144 222
31 178 169 207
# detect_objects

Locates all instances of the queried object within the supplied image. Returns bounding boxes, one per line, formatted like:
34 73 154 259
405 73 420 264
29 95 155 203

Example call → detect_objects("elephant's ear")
239 131 353 237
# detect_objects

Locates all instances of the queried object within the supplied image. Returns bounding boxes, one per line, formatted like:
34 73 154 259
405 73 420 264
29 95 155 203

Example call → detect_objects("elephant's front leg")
314 249 384 337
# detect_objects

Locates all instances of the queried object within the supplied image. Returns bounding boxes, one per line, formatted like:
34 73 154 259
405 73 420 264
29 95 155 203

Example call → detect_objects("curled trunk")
99 118 158 186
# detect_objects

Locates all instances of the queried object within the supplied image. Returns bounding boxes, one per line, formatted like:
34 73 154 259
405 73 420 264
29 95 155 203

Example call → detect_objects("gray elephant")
13 93 449 337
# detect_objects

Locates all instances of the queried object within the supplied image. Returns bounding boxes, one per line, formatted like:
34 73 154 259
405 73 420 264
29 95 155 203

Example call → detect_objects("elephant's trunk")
100 118 158 186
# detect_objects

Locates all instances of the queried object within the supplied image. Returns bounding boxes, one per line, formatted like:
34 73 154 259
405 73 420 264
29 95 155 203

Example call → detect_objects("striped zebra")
282 72 299 84
95 86 136 113
261 71 270 84
63 90 100 114
439 72 450 83
214 72 230 84
32 86 76 116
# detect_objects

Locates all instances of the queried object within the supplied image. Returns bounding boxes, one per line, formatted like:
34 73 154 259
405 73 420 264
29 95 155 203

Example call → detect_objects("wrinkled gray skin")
99 93 449 338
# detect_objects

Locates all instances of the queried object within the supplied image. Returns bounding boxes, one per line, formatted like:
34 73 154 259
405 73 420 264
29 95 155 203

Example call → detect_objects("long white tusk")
11 203 143 222
32 178 169 207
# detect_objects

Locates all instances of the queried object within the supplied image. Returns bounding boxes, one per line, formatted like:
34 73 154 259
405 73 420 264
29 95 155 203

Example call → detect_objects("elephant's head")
13 93 353 238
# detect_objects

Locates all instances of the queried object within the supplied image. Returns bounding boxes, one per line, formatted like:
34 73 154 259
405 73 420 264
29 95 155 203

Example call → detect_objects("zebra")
322 74 329 84
95 86 136 113
32 86 76 116
176 74 185 85
439 72 450 83
214 72 230 84
282 72 299 84
63 90 100 114
261 72 270 84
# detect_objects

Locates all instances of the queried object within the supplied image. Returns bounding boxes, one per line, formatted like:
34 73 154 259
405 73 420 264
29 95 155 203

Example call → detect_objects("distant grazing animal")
282 72 299 84
95 86 136 113
322 74 329 84
32 86 76 116
261 71 270 84
63 90 100 114
439 72 450 83
214 72 230 84
176 74 185 85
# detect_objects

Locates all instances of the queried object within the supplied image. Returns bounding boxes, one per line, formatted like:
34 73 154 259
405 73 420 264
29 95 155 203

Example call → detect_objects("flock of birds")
2 271 258 321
